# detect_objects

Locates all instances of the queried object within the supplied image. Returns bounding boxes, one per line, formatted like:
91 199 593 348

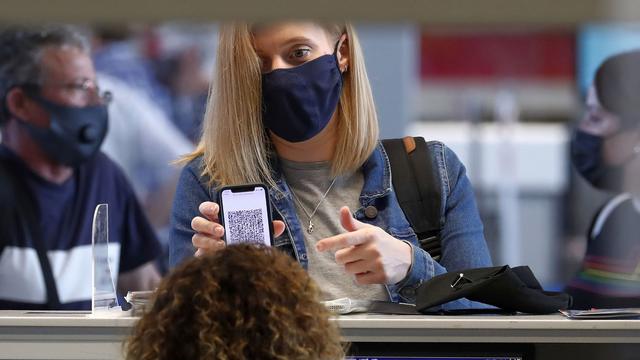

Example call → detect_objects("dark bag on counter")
416 265 573 314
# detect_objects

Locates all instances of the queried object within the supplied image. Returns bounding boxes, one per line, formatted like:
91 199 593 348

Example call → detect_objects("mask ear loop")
334 35 348 73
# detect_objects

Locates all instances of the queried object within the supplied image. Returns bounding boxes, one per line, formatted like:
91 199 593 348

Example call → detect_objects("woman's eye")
291 48 311 59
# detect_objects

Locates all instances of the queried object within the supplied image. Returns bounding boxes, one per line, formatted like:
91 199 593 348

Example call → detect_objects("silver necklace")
290 177 338 234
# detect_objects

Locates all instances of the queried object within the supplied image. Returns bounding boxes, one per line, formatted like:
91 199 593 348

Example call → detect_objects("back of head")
595 50 640 130
126 244 344 360
0 25 89 125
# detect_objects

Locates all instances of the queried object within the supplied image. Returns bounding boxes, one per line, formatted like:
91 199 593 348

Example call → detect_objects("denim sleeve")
392 144 493 309
168 159 213 268
438 145 492 271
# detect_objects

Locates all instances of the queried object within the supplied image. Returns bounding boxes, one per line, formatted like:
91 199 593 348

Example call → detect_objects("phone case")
218 183 274 246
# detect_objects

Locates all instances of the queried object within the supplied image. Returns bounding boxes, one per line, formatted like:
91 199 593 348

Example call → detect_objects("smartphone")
218 184 273 246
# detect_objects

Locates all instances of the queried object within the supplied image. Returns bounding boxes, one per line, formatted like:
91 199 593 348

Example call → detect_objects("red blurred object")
142 27 162 60
421 30 575 81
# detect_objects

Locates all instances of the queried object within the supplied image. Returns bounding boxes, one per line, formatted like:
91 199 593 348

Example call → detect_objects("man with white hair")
0 26 162 310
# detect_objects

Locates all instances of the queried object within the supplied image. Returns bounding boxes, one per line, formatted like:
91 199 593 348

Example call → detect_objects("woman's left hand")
316 206 413 285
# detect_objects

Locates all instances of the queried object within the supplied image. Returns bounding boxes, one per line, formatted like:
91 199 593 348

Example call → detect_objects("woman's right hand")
191 201 286 256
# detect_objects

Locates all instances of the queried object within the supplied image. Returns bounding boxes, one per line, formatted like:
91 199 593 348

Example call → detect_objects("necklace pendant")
307 222 314 234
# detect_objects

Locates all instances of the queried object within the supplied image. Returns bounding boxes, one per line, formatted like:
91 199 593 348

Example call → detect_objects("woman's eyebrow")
254 36 318 57
281 36 317 47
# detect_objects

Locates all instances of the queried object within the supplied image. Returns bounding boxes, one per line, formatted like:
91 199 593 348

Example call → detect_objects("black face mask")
571 129 624 192
15 94 109 167
261 42 343 143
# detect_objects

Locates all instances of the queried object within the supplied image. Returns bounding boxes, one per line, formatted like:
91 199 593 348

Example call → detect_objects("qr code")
227 209 265 244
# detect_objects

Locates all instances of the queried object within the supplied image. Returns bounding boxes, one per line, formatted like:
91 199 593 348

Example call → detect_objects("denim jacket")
169 141 492 308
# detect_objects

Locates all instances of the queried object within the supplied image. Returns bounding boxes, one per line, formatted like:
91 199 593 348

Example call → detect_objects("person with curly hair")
125 244 345 360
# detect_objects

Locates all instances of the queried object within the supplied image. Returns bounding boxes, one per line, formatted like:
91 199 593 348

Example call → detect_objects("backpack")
382 136 443 262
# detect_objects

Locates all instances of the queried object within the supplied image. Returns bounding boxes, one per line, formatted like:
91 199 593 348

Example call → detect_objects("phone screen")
219 185 272 246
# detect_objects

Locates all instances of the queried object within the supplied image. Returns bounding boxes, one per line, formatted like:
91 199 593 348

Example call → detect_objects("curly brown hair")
125 244 345 360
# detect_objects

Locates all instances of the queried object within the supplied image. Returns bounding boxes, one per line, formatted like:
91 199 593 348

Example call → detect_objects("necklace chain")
290 177 338 234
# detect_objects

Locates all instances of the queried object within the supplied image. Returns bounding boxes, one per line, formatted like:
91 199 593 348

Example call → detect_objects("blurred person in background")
92 26 175 122
568 50 640 309
153 23 213 143
0 26 162 310
98 73 193 273
92 26 204 272
126 244 344 360
92 25 210 143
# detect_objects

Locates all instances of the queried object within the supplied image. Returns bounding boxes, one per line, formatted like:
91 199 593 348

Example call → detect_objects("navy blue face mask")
15 94 109 167
571 129 624 192
261 43 343 143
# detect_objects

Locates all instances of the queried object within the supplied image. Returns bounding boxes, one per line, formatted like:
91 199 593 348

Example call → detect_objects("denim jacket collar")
359 142 393 203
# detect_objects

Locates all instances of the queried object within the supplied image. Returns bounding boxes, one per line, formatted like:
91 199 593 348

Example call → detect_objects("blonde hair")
125 244 345 360
182 22 379 189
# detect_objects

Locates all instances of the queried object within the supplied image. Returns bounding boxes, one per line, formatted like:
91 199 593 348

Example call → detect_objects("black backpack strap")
0 159 61 309
382 136 443 261
29 222 61 309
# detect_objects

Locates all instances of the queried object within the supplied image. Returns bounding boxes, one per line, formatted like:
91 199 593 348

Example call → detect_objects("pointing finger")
316 229 371 252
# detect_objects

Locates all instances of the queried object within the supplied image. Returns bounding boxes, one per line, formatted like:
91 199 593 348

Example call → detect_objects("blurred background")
3 0 640 289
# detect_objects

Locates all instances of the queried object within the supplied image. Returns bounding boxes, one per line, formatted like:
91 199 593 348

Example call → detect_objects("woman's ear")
337 33 349 73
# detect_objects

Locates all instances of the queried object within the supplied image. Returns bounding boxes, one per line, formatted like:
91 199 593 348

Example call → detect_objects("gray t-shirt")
280 158 389 301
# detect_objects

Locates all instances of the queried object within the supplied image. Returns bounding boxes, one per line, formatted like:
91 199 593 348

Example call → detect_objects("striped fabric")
566 194 640 308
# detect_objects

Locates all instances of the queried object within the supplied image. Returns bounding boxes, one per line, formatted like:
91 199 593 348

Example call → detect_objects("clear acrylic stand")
90 204 128 317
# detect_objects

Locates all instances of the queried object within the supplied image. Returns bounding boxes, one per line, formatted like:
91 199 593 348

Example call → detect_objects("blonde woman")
127 244 344 360
169 22 492 308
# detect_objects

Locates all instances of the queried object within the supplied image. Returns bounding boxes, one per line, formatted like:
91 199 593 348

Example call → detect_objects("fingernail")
216 226 224 236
